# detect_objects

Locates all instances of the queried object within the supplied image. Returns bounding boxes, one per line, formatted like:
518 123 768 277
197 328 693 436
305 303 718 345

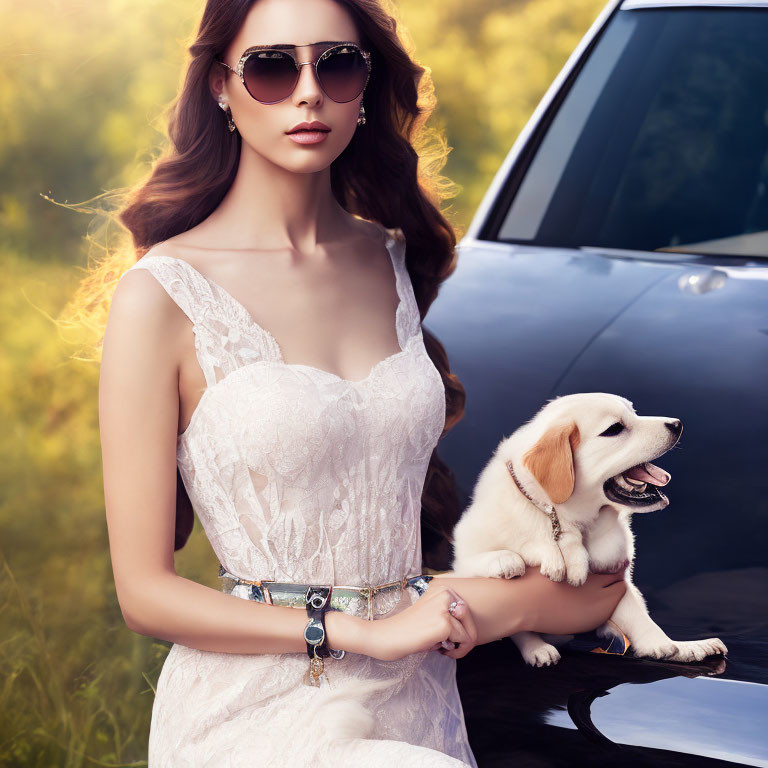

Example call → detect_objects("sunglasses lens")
242 50 298 103
317 46 368 103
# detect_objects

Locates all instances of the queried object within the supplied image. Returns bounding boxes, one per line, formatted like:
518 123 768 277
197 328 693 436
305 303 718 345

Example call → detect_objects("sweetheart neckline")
176 335 420 442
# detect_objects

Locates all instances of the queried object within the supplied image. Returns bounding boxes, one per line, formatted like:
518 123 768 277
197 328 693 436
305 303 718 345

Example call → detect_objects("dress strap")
124 253 211 324
383 226 422 343
123 252 270 388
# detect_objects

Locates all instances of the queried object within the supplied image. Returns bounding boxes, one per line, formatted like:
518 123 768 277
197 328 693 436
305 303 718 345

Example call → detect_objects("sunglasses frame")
216 41 372 105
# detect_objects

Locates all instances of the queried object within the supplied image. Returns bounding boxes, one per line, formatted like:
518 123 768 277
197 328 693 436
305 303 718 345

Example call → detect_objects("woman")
98 0 628 765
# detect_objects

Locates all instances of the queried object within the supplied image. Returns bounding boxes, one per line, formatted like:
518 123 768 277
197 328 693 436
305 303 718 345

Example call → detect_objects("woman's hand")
360 584 478 662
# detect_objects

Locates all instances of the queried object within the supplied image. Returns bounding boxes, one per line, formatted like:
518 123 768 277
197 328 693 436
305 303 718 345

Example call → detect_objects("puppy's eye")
600 422 625 437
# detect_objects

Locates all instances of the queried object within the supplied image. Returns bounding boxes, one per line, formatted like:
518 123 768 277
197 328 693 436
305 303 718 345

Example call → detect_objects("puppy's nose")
665 419 682 437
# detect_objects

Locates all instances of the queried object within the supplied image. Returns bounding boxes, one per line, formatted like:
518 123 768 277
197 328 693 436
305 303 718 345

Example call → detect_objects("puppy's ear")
522 422 581 504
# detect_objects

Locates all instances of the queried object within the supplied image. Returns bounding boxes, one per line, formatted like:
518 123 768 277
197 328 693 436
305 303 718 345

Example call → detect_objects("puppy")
451 392 728 667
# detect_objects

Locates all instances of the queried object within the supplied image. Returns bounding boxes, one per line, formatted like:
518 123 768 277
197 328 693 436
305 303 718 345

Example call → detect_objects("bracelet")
303 585 345 686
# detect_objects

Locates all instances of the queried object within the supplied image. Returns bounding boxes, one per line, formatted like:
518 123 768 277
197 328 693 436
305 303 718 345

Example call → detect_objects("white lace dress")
122 222 477 768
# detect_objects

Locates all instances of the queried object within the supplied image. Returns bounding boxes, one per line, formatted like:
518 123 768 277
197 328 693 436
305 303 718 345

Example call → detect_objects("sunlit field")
1 0 605 763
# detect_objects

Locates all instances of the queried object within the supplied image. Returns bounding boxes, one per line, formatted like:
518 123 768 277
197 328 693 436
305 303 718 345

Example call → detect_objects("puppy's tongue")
625 462 670 486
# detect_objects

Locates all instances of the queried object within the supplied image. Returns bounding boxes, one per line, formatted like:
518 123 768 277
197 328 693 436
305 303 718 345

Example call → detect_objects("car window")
498 8 768 258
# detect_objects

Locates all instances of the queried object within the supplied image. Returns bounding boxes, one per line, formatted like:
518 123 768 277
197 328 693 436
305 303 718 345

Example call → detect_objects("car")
426 1 768 765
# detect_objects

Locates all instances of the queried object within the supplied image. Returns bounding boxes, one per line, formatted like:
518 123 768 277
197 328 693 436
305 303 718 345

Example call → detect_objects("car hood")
426 241 768 497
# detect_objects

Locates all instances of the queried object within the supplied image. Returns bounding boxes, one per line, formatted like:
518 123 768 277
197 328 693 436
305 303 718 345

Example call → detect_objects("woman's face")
211 0 365 174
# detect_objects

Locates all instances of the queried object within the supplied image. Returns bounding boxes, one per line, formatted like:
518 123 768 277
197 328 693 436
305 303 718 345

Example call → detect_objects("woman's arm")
343 568 627 662
116 568 369 655
425 569 628 645
100 270 370 656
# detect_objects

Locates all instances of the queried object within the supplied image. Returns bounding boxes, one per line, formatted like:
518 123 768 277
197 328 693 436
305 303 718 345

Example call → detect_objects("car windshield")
498 7 768 259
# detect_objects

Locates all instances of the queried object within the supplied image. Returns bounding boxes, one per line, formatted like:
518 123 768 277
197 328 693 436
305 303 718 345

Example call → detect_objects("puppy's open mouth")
603 461 671 507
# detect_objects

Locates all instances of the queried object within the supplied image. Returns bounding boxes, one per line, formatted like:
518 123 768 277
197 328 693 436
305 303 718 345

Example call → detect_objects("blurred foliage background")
1 0 605 764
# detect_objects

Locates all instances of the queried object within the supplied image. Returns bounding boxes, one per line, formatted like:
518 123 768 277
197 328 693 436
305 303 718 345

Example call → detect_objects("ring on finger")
448 600 458 616
440 639 458 650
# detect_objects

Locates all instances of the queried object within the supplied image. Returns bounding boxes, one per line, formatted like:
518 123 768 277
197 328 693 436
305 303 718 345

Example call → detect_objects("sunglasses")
216 41 372 105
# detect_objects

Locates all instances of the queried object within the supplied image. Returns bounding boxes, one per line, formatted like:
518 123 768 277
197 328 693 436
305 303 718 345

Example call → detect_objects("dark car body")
427 2 768 765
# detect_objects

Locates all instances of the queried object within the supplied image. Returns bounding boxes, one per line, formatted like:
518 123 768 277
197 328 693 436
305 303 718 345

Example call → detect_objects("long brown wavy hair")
65 0 466 571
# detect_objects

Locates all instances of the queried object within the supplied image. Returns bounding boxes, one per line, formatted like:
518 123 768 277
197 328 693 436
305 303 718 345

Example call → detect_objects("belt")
217 564 436 621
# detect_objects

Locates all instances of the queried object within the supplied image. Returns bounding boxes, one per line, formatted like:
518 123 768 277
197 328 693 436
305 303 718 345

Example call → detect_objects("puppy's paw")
522 643 561 668
540 558 566 583
666 638 728 663
453 550 526 579
565 559 590 587
488 550 526 580
630 639 679 660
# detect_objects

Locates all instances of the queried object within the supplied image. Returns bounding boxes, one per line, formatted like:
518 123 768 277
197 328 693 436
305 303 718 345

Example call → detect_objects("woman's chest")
177 335 446 481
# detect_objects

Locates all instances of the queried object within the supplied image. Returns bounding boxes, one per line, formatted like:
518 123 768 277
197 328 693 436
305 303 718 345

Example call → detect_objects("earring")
357 103 366 126
217 97 237 133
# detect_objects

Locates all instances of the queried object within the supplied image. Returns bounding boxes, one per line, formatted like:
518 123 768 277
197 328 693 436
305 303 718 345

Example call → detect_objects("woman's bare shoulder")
106 259 190 371
112 257 183 320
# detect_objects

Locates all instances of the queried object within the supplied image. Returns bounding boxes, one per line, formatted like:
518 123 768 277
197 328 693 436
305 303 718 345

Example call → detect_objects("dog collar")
506 459 562 542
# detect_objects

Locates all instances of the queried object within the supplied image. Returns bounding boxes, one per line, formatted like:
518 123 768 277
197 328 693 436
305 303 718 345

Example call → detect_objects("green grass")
0 251 217 766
